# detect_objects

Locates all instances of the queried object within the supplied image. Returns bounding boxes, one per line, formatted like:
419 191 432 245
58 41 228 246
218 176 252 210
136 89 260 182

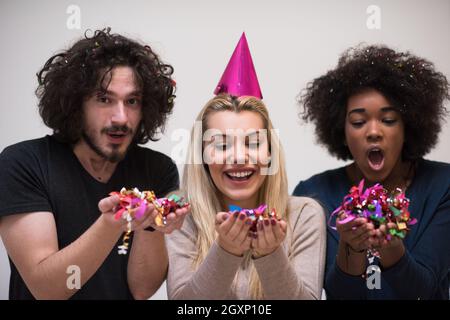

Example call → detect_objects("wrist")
336 242 367 276
144 225 156 232
98 214 124 234
346 243 366 255
252 248 276 259
216 240 244 257
379 241 405 268
252 250 265 259
133 228 164 243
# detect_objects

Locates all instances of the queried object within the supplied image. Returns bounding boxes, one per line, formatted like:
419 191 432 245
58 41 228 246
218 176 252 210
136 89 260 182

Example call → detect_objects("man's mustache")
102 125 132 135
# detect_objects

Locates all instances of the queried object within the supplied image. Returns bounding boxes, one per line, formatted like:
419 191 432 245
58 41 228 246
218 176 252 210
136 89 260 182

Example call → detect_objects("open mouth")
106 132 128 143
108 133 126 138
224 169 256 182
367 147 385 171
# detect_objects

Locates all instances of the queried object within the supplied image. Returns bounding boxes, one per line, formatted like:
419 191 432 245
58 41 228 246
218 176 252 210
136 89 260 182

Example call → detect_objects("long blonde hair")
182 94 289 299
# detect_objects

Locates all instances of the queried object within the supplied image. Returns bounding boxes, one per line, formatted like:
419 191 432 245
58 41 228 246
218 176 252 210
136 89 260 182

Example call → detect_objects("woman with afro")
294 45 450 299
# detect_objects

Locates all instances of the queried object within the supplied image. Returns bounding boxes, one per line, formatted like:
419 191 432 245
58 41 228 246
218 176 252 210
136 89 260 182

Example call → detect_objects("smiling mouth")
224 170 255 182
367 148 385 171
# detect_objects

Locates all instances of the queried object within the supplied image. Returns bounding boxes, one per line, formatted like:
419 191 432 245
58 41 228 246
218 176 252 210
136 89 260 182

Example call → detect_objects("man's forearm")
29 215 123 299
127 230 168 300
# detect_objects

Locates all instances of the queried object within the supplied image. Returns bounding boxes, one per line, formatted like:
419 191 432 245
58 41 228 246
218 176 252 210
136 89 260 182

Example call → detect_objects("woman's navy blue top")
293 159 450 299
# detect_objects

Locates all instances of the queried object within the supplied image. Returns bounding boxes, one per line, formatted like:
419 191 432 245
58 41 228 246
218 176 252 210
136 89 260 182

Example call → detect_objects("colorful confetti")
110 187 189 254
228 204 279 232
331 179 417 245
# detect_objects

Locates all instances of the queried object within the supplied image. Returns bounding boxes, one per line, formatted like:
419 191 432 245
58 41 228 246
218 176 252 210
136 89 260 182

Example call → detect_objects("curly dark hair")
299 44 449 161
36 27 176 144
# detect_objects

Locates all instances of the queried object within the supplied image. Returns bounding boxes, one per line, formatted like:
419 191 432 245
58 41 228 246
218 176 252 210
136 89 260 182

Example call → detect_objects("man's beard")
82 125 133 162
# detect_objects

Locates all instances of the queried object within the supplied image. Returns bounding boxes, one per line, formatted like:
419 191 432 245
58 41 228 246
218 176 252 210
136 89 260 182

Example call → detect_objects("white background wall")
0 0 449 300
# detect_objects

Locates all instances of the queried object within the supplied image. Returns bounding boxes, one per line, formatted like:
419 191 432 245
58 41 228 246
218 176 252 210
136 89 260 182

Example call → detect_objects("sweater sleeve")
380 188 450 299
325 261 368 299
326 182 450 300
253 197 327 299
165 216 244 300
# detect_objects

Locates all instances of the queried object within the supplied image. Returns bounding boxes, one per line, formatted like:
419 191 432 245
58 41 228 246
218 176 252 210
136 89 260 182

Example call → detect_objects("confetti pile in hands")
332 180 417 241
228 204 279 232
110 187 189 254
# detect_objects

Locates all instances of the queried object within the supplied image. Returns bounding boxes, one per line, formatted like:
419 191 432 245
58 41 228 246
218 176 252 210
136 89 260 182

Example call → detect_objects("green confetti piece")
168 194 181 202
390 206 401 216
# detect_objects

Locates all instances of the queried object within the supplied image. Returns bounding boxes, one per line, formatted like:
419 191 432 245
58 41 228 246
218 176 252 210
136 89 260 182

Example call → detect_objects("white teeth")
227 171 252 178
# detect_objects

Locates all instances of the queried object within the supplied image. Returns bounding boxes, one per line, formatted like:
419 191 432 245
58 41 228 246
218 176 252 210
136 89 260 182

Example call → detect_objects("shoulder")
287 196 326 227
0 136 57 173
285 197 327 247
414 159 450 204
1 136 50 159
419 159 450 177
414 159 450 195
293 167 346 197
287 195 322 213
0 137 55 217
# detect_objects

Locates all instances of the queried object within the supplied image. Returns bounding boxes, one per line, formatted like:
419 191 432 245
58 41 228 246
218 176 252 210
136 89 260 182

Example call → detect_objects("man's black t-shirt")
0 135 179 299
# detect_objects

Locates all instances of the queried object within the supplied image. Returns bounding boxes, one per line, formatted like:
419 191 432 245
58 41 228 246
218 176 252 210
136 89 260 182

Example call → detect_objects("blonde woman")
165 94 326 299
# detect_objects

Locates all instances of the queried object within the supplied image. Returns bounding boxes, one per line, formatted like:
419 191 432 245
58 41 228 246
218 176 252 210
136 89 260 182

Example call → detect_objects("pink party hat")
214 32 263 99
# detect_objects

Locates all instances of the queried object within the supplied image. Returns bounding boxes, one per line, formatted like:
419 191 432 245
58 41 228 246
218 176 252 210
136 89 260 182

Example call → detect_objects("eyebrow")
96 90 142 97
210 131 260 140
347 106 397 115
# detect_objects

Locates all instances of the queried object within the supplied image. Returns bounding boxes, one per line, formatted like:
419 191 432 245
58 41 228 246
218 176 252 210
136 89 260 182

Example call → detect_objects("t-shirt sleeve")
0 144 52 217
